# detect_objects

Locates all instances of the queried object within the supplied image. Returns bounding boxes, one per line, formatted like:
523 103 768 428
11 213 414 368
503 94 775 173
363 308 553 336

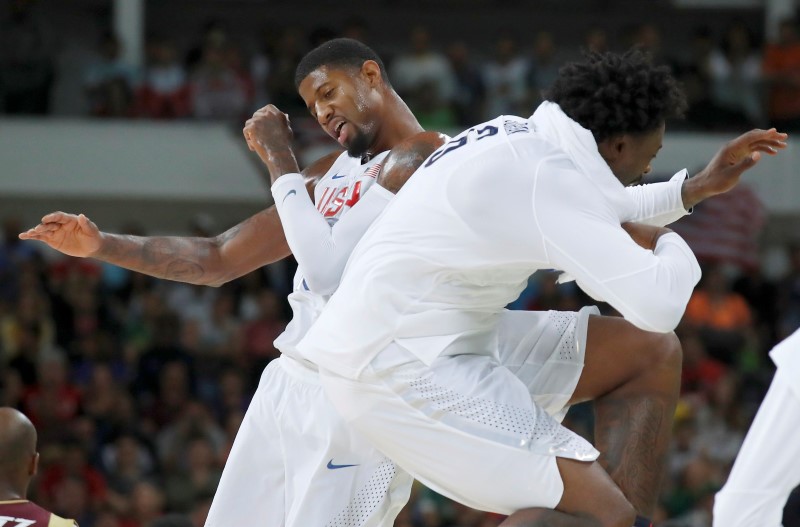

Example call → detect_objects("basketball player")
713 328 800 527
0 407 77 527
20 42 784 526
296 50 788 527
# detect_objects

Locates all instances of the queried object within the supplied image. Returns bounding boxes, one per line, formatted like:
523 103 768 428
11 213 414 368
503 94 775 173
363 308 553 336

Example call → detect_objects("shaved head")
0 408 37 476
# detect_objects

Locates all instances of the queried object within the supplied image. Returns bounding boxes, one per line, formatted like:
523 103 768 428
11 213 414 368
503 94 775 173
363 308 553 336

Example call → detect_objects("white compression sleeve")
623 170 690 227
272 173 393 295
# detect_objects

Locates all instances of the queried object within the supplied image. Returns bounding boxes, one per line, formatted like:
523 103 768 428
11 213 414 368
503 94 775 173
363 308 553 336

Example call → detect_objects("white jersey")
770 328 800 395
274 150 388 365
299 111 701 379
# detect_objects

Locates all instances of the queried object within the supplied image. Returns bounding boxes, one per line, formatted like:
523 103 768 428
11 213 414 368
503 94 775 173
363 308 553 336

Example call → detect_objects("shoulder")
376 132 448 193
300 150 346 185
48 512 78 527
391 132 448 161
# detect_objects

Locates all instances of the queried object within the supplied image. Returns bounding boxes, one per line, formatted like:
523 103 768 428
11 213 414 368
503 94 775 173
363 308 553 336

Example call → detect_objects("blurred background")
1 0 800 525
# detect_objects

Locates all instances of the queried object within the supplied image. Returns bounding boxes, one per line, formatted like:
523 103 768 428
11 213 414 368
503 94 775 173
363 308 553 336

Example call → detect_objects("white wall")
0 118 797 234
0 118 267 201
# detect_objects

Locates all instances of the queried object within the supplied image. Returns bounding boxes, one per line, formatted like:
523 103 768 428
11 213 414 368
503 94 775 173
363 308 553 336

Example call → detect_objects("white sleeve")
622 169 690 227
272 173 393 296
535 166 701 333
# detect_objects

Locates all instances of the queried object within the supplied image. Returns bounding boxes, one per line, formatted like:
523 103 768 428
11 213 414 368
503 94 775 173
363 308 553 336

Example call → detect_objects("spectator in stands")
39 439 107 511
583 27 610 54
102 432 156 516
763 17 800 130
709 22 765 127
126 481 165 527
446 41 486 127
341 16 370 44
84 31 137 117
390 26 456 117
684 265 755 364
22 349 81 443
163 436 221 513
265 27 306 116
241 289 285 369
189 40 249 120
482 33 530 118
527 31 561 107
136 36 190 119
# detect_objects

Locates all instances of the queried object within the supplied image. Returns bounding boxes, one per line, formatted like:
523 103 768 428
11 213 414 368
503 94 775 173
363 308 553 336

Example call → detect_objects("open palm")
18 212 103 257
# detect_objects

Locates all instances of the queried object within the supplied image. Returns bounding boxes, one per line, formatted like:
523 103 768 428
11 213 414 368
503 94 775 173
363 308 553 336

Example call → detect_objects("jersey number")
424 125 499 167
0 518 36 527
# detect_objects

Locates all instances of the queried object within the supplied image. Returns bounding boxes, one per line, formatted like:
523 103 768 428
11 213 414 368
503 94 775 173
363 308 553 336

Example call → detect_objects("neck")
370 90 424 154
0 481 27 501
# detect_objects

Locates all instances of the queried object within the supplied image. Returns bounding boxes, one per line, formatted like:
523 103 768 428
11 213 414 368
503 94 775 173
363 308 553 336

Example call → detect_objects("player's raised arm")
272 131 447 295
18 152 339 287
680 127 787 207
623 127 788 227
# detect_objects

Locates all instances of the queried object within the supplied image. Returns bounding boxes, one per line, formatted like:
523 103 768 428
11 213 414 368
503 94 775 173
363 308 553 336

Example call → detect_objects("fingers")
18 225 57 241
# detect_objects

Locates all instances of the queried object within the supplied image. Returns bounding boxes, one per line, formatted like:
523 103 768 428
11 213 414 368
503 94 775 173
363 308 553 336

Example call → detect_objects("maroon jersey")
0 500 76 527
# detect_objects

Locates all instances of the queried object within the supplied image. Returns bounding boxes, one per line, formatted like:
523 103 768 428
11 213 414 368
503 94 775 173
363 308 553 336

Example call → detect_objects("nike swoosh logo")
327 459 359 470
282 189 297 203
331 174 346 179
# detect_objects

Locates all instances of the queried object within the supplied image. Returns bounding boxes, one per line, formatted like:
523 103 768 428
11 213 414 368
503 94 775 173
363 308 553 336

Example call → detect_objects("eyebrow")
306 83 331 114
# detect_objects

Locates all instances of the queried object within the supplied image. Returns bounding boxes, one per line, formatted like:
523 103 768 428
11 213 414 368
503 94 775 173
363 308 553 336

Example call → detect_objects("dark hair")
545 49 686 142
294 37 389 88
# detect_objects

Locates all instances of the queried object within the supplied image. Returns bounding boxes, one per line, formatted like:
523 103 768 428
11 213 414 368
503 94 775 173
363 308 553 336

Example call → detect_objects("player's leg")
319 348 635 527
277 355 413 527
713 366 800 527
568 315 682 517
205 361 285 527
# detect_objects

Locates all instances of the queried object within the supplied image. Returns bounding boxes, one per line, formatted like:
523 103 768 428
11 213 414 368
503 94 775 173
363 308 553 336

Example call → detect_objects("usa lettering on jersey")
317 163 381 218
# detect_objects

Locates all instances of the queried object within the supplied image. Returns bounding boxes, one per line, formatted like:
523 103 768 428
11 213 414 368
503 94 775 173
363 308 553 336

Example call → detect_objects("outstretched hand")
18 212 103 258
684 128 788 208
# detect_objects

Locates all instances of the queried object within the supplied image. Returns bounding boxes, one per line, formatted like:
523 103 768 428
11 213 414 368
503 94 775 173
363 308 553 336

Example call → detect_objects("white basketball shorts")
319 308 599 515
205 355 412 527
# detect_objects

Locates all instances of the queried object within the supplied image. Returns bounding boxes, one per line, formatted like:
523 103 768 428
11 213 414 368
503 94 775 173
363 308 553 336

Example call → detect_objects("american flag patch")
363 163 382 179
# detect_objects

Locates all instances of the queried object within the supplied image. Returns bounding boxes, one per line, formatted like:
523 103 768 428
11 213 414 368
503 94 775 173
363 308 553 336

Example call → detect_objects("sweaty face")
610 123 665 186
298 65 380 158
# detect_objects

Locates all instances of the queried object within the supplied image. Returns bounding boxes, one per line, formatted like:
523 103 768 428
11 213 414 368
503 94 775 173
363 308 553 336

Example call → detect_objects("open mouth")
334 121 345 138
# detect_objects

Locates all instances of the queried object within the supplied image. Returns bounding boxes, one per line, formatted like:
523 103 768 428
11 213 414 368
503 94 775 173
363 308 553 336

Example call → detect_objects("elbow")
301 270 339 296
628 295 689 334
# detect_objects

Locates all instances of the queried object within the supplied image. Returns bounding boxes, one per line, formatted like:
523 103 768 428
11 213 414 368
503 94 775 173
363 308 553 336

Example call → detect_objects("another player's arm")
624 128 787 226
535 160 701 333
19 152 339 287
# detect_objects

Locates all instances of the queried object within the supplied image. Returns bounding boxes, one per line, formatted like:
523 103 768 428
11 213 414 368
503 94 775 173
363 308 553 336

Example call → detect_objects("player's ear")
29 452 39 476
361 60 383 87
597 134 625 164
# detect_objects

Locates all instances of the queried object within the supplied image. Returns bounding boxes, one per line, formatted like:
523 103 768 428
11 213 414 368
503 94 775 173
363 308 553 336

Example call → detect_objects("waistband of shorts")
278 354 321 384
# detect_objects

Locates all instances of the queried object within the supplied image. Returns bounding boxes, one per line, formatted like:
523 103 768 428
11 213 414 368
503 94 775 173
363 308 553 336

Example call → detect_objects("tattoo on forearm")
98 234 211 283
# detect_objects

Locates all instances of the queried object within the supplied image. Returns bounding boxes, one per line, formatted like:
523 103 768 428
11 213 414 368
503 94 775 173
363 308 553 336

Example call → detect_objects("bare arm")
376 131 448 193
19 152 340 287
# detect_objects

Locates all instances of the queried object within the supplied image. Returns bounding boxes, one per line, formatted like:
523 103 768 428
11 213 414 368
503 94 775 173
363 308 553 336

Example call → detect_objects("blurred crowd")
3 0 800 133
3 1 800 526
